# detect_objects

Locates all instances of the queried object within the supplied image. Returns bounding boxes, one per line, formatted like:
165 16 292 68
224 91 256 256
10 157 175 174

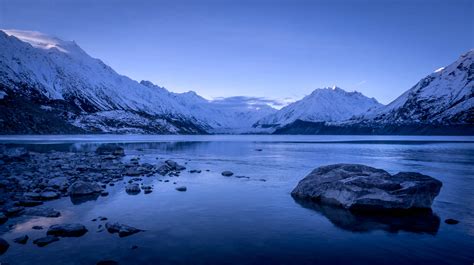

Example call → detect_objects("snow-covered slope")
254 86 382 128
359 50 474 125
141 81 276 133
0 29 275 134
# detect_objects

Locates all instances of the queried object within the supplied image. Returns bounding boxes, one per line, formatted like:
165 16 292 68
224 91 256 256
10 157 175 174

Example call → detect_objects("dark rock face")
0 237 9 255
33 236 59 247
47 223 88 237
291 164 442 211
105 222 143 237
69 181 103 196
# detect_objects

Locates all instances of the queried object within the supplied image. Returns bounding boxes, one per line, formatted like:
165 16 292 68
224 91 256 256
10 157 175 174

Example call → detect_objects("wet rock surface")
33 236 59 247
291 164 442 211
0 146 187 235
105 222 143 237
13 235 28 244
125 183 141 194
175 186 187 192
221 171 234 177
47 223 88 237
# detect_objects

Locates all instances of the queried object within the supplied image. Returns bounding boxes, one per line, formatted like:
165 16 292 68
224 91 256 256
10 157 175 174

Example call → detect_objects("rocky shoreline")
0 144 189 211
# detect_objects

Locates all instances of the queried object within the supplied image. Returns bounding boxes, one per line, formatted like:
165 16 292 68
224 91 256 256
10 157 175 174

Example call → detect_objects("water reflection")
293 198 440 234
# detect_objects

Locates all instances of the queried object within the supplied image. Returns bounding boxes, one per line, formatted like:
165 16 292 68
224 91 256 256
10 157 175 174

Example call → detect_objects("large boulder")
68 181 103 196
291 164 442 211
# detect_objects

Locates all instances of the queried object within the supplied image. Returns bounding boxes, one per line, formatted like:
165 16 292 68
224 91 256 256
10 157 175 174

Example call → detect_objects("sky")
1 0 473 106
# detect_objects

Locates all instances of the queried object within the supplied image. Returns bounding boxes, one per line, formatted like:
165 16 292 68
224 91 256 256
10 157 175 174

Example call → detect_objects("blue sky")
1 0 473 105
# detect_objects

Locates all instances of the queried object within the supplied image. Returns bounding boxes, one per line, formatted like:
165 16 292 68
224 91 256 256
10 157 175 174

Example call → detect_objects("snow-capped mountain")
0 29 275 134
0 29 471 135
273 51 473 135
254 86 382 128
140 80 277 133
359 50 473 125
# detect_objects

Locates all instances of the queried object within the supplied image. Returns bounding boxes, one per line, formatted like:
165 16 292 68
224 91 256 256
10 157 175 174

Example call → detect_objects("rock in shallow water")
47 223 88 237
13 235 28 244
69 181 103 196
221 171 234 177
33 236 59 247
445 218 460 225
175 186 187 192
125 183 141 194
105 222 143 237
24 207 61 217
291 164 442 211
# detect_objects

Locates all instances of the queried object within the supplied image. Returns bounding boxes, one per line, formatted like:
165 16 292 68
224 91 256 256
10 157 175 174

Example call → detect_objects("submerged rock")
40 191 60 200
33 236 59 247
445 218 460 225
142 185 153 194
221 171 234 177
17 200 43 207
47 223 88 237
0 238 9 254
125 183 141 194
24 207 61 218
5 206 25 217
13 235 29 244
105 222 143 237
291 164 442 211
69 181 103 196
175 186 187 192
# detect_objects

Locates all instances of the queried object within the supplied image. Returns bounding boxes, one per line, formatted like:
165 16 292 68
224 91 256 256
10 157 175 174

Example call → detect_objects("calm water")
0 135 473 265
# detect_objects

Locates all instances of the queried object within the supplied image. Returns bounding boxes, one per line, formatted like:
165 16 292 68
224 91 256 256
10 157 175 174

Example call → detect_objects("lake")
0 135 473 265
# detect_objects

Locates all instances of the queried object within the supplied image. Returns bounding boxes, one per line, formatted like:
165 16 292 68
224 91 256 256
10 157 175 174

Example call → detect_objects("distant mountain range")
0 29 472 135
274 50 473 135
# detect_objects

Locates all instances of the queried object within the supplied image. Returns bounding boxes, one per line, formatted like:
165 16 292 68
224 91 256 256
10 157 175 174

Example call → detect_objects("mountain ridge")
0 29 472 135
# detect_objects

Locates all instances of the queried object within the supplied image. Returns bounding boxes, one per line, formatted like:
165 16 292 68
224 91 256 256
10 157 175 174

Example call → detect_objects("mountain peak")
1 29 83 55
255 86 382 127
